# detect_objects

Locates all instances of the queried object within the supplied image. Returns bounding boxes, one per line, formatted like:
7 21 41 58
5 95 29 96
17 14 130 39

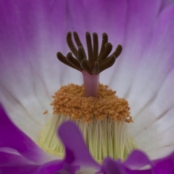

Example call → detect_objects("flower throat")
39 32 135 162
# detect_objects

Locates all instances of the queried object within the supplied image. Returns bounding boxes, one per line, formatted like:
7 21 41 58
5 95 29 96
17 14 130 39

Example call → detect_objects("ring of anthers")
51 83 132 123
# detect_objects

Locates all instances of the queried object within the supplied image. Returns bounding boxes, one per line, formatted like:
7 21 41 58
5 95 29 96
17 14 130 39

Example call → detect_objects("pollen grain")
51 84 132 123
43 110 48 115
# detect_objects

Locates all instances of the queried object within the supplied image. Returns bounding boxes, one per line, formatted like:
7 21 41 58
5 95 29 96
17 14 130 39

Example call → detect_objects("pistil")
57 32 122 97
39 32 135 162
82 71 99 97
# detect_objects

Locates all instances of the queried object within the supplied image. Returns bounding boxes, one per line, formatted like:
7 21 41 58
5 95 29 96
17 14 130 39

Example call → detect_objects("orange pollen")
43 110 48 115
51 84 133 123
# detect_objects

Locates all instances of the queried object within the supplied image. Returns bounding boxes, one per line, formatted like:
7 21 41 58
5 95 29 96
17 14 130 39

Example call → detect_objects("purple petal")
101 158 127 174
0 165 40 174
0 0 170 111
124 150 152 170
0 151 76 174
127 4 174 160
38 159 79 174
101 155 154 174
125 169 153 174
153 152 174 174
38 148 79 174
58 121 100 169
38 160 66 174
107 0 171 92
124 150 174 173
0 0 76 141
0 105 49 164
0 151 33 166
100 155 155 174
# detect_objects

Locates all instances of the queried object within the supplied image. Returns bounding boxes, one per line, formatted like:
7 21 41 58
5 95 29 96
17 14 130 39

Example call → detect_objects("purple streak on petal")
58 121 100 169
0 105 49 164
124 150 153 170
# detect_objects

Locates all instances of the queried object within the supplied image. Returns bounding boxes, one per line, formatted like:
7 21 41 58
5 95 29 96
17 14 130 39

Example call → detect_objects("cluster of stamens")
39 32 135 162
51 84 132 123
57 32 122 74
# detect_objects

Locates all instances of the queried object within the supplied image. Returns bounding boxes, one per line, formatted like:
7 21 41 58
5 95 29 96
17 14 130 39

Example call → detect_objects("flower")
0 0 174 173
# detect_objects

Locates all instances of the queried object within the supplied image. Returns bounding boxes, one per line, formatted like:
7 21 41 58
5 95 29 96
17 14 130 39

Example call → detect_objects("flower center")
39 32 135 162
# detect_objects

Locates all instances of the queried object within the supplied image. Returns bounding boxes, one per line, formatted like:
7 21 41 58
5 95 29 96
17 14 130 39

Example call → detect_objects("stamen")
39 84 135 161
51 84 132 122
39 116 135 162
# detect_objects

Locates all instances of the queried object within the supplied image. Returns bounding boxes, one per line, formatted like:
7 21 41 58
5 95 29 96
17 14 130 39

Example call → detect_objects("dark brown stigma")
57 32 122 75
